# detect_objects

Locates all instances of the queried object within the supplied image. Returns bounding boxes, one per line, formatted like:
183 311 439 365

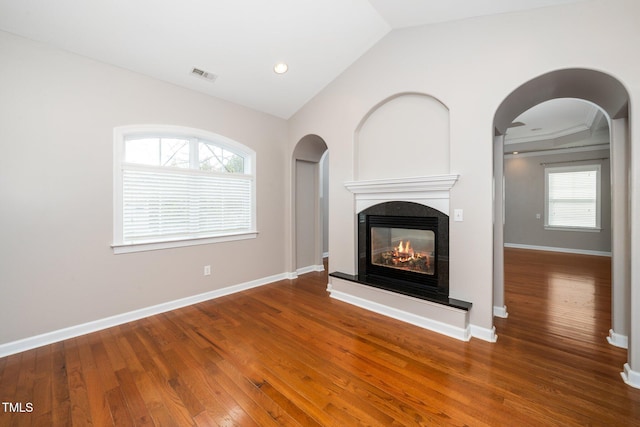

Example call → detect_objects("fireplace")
356 201 449 300
329 175 472 340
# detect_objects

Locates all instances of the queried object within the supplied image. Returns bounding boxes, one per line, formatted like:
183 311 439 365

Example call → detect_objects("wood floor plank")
0 353 22 418
141 364 195 426
114 368 155 426
82 366 114 427
2 249 640 426
50 342 71 427
30 346 52 426
134 373 179 427
88 340 119 393
105 387 134 427
64 339 93 426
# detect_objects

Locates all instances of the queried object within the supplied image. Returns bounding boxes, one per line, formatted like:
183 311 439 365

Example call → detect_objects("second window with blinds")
544 163 601 232
112 125 257 254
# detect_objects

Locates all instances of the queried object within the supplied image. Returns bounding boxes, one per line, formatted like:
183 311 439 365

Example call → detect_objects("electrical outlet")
536 213 541 219
204 265 211 276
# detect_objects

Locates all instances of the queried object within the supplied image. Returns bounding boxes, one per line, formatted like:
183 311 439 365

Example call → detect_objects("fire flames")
392 240 430 269
394 240 414 259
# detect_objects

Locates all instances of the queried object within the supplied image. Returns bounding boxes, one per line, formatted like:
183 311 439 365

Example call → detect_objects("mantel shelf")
344 174 459 194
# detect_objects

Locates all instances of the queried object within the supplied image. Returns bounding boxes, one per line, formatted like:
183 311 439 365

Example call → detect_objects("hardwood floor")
1 249 639 426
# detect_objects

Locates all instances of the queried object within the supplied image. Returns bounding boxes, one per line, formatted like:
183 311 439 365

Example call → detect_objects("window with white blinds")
113 125 256 253
544 164 601 231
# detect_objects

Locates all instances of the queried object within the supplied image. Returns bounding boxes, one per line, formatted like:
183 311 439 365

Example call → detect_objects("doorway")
292 135 329 275
492 68 632 384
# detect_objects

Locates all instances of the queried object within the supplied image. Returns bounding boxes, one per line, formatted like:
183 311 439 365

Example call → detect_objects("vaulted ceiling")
0 0 589 119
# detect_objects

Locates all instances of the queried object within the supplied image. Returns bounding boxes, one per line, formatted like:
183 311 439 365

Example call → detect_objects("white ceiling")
367 0 587 29
505 98 609 154
0 0 589 119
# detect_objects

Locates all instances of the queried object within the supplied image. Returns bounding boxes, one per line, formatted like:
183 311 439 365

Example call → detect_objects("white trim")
543 226 602 233
0 272 289 358
607 329 628 349
296 264 325 275
470 325 498 342
504 243 611 257
344 174 458 215
621 363 640 389
322 252 329 259
327 286 471 342
504 144 610 158
493 305 509 318
345 174 459 194
112 231 258 254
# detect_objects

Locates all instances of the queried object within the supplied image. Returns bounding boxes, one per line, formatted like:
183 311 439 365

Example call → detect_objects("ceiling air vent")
191 67 217 82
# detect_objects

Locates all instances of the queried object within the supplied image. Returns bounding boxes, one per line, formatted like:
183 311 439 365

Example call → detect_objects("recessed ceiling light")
512 151 519 155
273 62 288 74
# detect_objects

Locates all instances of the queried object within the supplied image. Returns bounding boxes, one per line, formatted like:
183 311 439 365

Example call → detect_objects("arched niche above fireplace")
355 93 450 182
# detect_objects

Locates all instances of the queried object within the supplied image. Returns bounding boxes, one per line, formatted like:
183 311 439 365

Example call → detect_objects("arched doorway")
492 68 635 386
292 135 329 276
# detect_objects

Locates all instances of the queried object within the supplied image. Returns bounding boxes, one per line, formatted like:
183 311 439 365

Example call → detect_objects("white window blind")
113 125 256 253
122 168 252 243
545 164 600 230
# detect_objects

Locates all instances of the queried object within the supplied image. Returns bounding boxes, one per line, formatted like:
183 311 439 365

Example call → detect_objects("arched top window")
113 125 256 254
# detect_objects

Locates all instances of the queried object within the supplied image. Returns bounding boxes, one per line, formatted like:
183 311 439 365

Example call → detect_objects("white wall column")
622 117 640 388
609 118 630 348
493 135 507 318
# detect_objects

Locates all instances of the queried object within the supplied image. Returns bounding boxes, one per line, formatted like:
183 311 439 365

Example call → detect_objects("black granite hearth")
329 271 472 311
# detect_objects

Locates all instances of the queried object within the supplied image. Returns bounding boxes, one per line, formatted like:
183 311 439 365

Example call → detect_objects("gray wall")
0 31 289 345
321 153 329 256
295 160 318 269
504 149 611 253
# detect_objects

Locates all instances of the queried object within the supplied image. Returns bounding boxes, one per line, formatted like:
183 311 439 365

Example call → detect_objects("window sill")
112 231 258 254
544 226 601 233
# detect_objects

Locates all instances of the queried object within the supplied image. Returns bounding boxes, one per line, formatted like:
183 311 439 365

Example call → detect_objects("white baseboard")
493 305 509 318
322 252 329 259
0 272 290 358
607 329 628 349
504 243 611 257
621 363 640 389
470 325 498 342
328 286 471 342
296 264 325 275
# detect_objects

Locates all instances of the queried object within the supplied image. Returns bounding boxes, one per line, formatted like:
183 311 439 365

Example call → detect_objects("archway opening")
493 68 631 383
292 135 329 275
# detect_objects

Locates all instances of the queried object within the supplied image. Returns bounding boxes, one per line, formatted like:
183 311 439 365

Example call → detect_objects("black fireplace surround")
330 201 471 311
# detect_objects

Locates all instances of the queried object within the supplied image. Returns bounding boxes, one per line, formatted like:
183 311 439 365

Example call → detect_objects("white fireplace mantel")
344 174 459 215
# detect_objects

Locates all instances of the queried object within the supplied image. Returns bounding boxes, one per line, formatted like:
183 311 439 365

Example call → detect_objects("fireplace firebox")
367 215 437 284
356 201 450 300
